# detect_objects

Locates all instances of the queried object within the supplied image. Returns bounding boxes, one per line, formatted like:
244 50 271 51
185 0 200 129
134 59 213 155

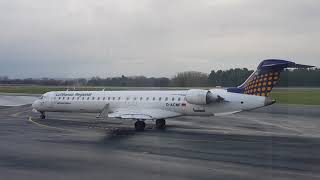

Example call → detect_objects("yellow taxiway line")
11 110 30 117
28 116 71 132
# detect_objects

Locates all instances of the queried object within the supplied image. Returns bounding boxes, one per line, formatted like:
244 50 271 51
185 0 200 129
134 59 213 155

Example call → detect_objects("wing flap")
108 113 153 120
108 108 182 120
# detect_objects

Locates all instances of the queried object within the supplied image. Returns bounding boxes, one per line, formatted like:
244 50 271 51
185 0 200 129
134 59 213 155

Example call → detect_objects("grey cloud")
0 0 319 78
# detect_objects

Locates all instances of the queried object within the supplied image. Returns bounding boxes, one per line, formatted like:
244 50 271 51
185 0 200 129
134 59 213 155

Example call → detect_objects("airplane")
32 59 314 131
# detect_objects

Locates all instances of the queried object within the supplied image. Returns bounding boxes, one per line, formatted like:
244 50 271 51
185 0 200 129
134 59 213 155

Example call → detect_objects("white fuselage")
32 89 269 118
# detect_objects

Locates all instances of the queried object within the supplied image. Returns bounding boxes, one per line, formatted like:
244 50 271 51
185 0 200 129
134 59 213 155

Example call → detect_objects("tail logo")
243 71 280 96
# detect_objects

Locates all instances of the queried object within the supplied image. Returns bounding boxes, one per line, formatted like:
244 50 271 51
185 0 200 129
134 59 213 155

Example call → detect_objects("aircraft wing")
108 108 182 120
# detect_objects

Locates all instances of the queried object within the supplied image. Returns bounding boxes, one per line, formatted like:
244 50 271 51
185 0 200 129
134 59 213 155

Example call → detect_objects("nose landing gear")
40 112 46 119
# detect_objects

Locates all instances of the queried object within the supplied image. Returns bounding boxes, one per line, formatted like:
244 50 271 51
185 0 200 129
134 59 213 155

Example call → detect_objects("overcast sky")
0 0 319 78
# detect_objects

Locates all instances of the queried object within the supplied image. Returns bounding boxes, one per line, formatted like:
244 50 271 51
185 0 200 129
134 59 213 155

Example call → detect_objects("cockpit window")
40 95 47 100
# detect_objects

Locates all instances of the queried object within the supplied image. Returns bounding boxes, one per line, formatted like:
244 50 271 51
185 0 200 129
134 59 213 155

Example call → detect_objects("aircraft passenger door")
47 96 55 108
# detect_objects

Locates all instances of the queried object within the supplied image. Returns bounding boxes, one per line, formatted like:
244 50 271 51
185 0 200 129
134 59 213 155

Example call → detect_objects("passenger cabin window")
87 97 90 100
113 97 116 100
108 97 110 100
82 97 85 100
178 97 181 101
63 97 65 100
146 97 149 101
140 97 143 101
159 97 162 101
103 97 106 100
92 97 95 100
77 97 80 100
172 97 175 101
153 97 155 101
134 97 137 101
165 97 168 101
59 97 61 100
97 97 100 100
118 97 121 100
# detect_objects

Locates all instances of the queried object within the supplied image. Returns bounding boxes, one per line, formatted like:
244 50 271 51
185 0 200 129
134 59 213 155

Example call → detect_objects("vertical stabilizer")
227 59 314 97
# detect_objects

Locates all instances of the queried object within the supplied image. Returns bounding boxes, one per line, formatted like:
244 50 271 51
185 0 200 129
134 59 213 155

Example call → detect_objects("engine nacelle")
185 89 222 105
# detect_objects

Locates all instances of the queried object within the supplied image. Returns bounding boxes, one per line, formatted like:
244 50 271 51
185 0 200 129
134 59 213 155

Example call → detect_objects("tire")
156 119 166 129
135 121 146 131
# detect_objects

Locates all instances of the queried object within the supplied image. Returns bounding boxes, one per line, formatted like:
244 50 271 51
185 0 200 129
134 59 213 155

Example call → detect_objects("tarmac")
0 95 319 180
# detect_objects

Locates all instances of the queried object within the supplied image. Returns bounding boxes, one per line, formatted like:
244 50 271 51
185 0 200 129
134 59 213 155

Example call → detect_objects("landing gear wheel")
135 121 146 131
156 119 166 129
40 112 46 119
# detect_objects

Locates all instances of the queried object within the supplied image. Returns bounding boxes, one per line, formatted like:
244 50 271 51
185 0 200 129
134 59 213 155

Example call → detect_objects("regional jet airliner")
32 59 313 131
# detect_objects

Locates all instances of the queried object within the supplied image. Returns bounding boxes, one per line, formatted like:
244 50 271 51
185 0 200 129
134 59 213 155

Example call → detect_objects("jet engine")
185 89 223 105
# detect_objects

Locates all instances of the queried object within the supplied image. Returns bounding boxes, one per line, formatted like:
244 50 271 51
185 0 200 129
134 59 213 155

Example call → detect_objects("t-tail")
227 59 314 97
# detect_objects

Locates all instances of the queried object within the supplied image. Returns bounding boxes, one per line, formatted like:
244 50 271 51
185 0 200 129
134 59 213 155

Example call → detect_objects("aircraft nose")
32 100 41 109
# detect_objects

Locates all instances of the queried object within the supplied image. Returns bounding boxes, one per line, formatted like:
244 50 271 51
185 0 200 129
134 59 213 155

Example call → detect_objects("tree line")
0 68 319 87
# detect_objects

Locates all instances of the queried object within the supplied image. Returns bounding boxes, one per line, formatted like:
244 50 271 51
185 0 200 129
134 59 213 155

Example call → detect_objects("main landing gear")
134 119 166 131
135 120 146 131
40 112 46 119
155 119 166 129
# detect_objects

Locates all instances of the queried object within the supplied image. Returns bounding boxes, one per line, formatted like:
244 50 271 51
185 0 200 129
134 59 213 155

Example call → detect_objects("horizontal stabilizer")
292 64 315 69
257 59 314 70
